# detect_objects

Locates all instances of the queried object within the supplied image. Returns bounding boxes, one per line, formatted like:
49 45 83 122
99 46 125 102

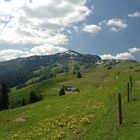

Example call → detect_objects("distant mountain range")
0 50 101 87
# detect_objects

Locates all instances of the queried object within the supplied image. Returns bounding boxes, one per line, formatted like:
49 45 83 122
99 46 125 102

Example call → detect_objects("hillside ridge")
0 50 101 87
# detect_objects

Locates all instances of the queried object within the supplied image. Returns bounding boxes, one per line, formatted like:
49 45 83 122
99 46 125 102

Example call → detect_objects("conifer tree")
21 98 25 106
77 71 82 78
0 83 9 110
59 87 65 96
29 91 38 103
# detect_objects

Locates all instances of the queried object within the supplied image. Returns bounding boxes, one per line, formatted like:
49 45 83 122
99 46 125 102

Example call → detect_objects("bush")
129 66 133 69
107 66 112 70
29 91 43 103
73 70 76 74
77 72 82 78
21 98 25 106
59 87 65 96
16 83 27 90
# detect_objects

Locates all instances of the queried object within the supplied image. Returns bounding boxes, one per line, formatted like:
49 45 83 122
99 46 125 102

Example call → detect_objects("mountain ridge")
0 50 101 87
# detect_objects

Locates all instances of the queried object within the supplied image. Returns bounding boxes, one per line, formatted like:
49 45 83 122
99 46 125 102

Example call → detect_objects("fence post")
118 93 123 125
127 82 130 102
129 75 133 93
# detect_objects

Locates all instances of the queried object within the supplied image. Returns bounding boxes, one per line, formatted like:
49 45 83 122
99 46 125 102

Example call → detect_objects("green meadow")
0 61 140 140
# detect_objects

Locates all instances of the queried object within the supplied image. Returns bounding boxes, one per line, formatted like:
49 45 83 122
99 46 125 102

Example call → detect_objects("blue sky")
0 0 140 61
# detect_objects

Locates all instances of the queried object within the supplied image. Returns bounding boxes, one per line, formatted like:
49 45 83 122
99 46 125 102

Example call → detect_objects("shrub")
16 83 27 90
29 91 43 103
107 66 112 70
59 87 65 96
77 72 82 78
21 98 25 106
73 70 76 74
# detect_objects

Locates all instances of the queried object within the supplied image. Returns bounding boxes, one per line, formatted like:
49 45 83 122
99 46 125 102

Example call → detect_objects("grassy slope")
0 61 140 140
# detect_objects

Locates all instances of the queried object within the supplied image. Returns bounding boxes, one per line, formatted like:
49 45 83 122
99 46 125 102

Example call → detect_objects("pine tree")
77 71 82 78
59 87 65 96
21 98 25 106
29 91 38 103
0 83 9 110
72 70 76 74
29 91 43 103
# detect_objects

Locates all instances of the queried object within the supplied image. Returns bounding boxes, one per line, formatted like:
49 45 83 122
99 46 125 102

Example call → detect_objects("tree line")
0 82 43 111
0 71 82 111
0 83 9 111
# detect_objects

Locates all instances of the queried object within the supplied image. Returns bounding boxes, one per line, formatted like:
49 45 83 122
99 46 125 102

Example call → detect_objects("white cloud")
0 0 93 61
30 44 67 56
100 52 134 60
0 0 92 53
83 24 101 34
0 25 68 45
128 11 140 17
129 47 140 53
115 52 134 60
100 54 115 60
73 25 79 32
18 0 91 31
0 49 30 61
0 45 67 61
101 19 128 32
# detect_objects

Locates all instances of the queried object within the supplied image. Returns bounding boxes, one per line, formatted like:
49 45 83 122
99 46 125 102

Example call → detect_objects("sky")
0 0 140 61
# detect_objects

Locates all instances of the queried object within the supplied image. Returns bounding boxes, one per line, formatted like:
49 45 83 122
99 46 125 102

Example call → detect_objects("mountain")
0 50 101 87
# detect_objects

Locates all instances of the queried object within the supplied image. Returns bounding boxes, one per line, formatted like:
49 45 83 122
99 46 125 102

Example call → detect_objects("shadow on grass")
121 120 139 127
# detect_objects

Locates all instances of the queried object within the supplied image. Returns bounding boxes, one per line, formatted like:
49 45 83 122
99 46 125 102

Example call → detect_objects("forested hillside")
0 50 101 87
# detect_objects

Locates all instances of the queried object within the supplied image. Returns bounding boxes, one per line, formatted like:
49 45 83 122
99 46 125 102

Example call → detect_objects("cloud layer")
100 47 140 60
100 52 133 60
0 0 92 61
128 11 140 18
0 1 139 62
0 45 67 61
129 47 140 53
0 0 91 44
